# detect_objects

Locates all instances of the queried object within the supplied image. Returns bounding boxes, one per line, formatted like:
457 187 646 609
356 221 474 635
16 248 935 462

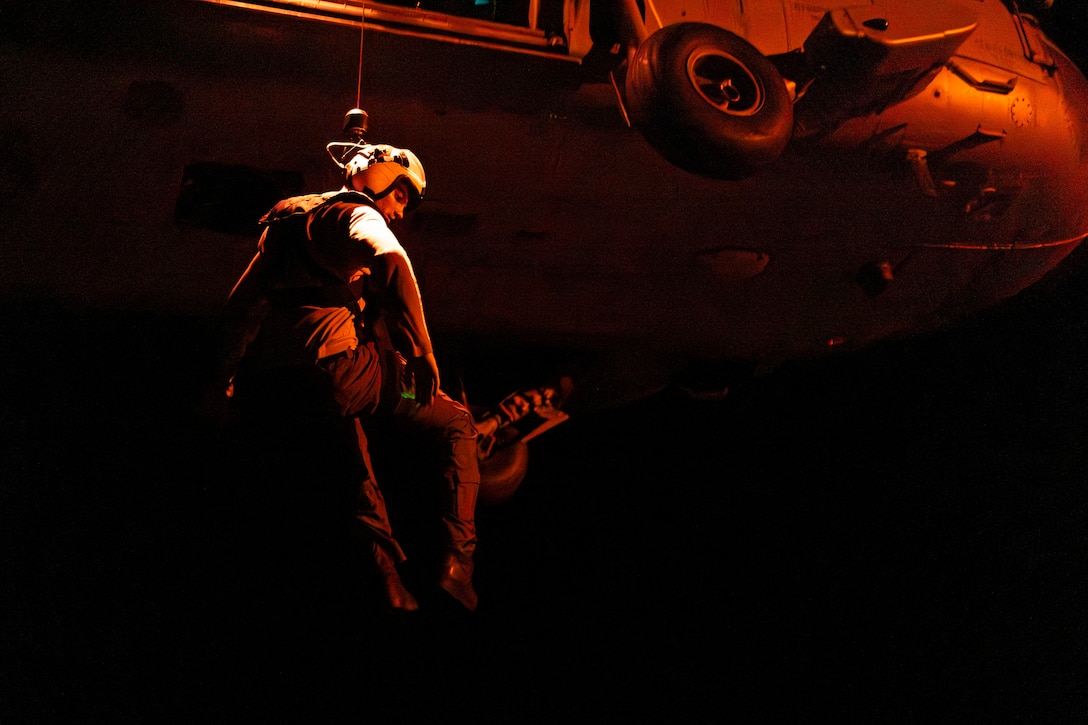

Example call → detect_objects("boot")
437 481 479 611
371 541 419 612
438 549 477 612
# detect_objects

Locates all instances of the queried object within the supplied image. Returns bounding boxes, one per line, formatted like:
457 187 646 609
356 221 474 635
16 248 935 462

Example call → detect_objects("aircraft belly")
820 66 1088 250
2 40 1080 368
4 0 1088 374
416 238 1077 366
410 126 1086 365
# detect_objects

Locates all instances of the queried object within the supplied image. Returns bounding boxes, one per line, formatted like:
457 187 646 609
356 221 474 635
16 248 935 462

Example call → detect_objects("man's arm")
374 247 432 358
347 205 440 404
374 249 440 405
215 251 271 396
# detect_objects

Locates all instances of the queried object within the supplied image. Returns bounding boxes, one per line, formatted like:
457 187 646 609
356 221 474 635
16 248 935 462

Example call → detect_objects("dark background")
5 2 1088 722
9 249 1088 722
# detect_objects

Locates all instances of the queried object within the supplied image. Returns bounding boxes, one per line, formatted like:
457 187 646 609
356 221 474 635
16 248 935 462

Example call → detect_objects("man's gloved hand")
406 352 440 406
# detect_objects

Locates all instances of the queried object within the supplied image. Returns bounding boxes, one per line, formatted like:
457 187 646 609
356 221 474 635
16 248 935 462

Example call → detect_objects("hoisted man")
216 138 481 612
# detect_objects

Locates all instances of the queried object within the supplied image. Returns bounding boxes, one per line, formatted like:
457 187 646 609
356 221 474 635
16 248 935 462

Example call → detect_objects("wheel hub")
686 48 763 116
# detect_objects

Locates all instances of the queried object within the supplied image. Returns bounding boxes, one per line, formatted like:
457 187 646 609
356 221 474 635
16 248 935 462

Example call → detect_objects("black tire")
626 22 793 180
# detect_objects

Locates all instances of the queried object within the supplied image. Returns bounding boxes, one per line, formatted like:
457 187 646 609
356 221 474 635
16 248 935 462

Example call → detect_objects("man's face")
375 179 411 223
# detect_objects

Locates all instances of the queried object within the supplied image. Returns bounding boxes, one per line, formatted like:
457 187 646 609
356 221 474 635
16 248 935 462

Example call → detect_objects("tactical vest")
246 190 379 367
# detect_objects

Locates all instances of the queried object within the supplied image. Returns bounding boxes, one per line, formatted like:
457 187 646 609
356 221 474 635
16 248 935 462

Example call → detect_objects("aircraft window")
384 0 563 33
174 162 304 236
383 0 527 26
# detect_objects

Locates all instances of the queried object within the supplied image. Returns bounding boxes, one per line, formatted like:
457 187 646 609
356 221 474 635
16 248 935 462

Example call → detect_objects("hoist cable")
356 5 365 108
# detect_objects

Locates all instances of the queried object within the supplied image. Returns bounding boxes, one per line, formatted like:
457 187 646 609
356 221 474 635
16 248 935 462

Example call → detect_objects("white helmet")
329 142 427 210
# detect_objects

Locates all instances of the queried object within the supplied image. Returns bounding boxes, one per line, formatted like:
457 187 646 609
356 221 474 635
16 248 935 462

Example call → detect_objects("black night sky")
4 2 1088 722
